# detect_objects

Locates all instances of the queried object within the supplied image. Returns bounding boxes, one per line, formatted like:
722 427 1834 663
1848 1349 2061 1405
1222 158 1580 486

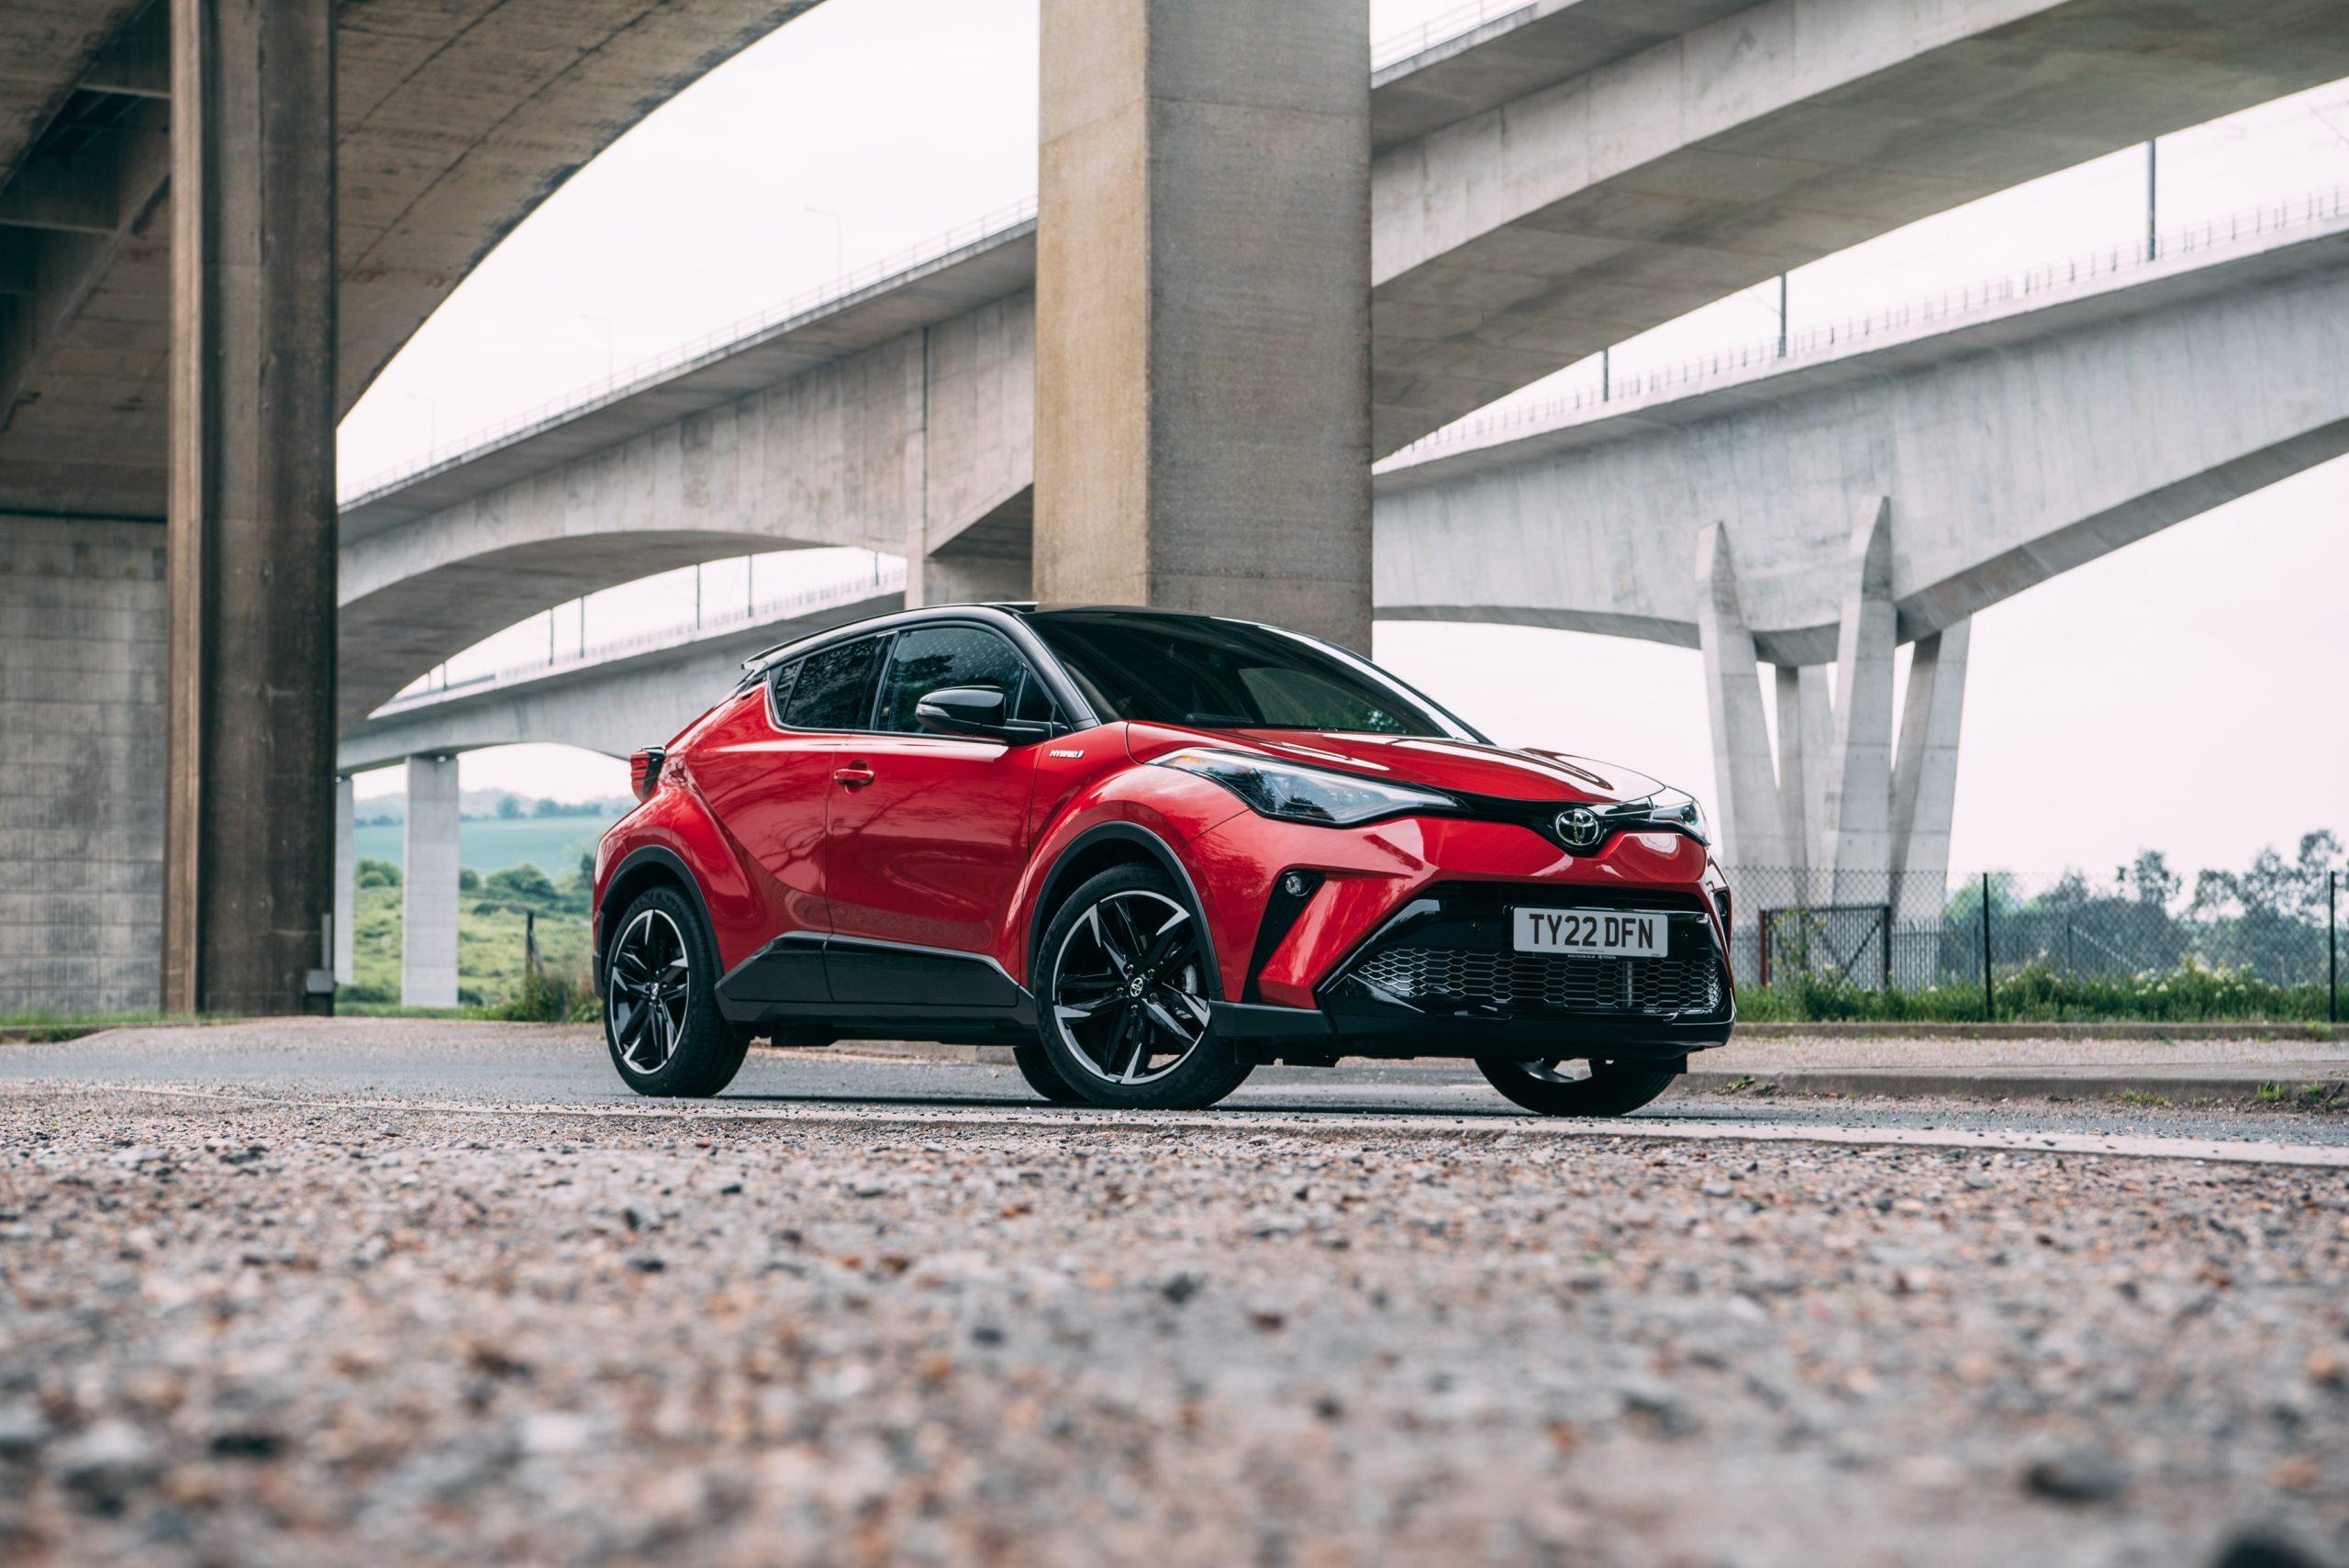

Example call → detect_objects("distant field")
352 812 614 877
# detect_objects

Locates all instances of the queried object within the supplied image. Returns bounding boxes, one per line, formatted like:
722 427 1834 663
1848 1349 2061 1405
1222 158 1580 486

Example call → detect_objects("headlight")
1641 787 1709 845
1152 747 1455 828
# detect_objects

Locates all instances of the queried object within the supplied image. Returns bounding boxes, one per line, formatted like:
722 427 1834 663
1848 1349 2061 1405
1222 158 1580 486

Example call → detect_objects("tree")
533 797 567 817
354 857 400 889
496 795 524 820
458 867 480 894
2120 850 2180 910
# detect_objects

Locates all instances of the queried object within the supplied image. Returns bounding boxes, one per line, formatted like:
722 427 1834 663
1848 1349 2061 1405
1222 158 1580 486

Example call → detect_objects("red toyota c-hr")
592 605 1734 1114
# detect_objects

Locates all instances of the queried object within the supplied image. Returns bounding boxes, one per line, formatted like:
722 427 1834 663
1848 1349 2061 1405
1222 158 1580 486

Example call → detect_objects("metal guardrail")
1380 183 2349 470
1371 0 1535 71
339 201 1039 508
380 560 908 713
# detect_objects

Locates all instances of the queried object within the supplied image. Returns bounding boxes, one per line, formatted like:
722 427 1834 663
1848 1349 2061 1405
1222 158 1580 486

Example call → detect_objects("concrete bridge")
326 0 2349 732
1375 195 2349 908
330 196 2349 995
0 0 829 520
10 0 2349 1014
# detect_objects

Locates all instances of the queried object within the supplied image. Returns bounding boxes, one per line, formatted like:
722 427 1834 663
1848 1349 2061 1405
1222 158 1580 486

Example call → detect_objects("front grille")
1346 944 1723 1018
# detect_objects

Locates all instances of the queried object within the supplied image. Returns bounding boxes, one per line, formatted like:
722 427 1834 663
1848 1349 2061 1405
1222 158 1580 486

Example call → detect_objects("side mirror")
914 685 1052 743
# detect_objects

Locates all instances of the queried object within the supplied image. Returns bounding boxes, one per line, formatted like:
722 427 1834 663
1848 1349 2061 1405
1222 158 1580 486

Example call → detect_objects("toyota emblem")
1556 806 1602 849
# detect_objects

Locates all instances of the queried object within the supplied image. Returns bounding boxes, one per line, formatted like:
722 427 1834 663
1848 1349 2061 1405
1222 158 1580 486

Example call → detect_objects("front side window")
781 636 885 730
874 625 1032 734
1026 612 1480 740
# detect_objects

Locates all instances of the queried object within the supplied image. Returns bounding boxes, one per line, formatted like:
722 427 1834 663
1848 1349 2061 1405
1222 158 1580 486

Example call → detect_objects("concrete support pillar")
1770 665 1809 874
332 775 355 987
1821 499 1898 896
401 756 461 1007
161 0 339 1014
1033 0 1371 649
1795 666 1834 877
1888 617 1970 923
911 551 1031 607
1692 523 1790 870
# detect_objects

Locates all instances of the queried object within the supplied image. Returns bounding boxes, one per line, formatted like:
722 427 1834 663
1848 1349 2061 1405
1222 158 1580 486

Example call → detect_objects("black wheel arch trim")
1030 821 1225 1001
597 845 719 991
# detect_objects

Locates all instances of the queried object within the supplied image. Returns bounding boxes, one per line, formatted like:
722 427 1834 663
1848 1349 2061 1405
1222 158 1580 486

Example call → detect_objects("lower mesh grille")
1346 944 1723 1018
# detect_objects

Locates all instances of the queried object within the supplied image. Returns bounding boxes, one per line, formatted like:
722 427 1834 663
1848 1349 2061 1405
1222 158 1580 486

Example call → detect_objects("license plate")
1512 907 1669 958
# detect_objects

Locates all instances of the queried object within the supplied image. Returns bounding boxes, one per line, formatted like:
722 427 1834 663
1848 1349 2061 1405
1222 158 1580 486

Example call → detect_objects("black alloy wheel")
603 884 748 1098
1034 864 1253 1110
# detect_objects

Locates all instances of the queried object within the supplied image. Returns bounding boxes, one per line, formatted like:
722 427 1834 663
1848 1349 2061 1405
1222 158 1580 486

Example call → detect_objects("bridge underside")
0 0 828 520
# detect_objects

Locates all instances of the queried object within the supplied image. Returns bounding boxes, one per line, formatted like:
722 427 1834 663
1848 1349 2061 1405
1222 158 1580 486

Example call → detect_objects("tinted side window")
781 637 885 730
874 625 1029 734
765 658 801 717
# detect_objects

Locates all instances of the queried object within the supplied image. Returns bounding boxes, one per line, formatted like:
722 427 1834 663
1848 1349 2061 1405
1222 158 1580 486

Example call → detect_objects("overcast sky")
340 0 2347 881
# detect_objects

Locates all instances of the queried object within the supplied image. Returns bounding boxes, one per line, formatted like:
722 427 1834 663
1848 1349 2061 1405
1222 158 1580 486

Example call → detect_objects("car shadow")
713 1089 1531 1118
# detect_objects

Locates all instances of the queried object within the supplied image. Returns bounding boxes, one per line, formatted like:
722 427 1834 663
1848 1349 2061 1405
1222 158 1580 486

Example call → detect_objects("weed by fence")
1724 856 2342 1024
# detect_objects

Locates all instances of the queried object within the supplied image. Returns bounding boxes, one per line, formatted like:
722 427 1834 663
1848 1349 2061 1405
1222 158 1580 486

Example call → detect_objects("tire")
1012 1041 1088 1104
602 884 748 1098
1032 863 1253 1111
1477 1057 1681 1118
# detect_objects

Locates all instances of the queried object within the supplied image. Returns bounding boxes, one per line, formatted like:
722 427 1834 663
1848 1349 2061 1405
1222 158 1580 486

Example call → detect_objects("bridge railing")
1372 0 1537 72
340 200 1040 509
1384 183 2349 469
378 559 909 715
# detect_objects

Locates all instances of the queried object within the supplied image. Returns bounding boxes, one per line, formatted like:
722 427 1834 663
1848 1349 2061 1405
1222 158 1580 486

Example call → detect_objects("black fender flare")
597 845 718 989
1029 821 1224 1001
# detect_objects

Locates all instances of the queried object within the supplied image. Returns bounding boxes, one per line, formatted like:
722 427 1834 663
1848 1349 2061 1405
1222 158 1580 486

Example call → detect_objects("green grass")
1739 961 2340 1025
342 878 597 1019
351 812 611 877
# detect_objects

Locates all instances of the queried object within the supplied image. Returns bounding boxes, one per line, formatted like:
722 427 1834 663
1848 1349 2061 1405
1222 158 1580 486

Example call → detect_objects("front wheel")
1011 1042 1088 1104
1033 865 1253 1111
1477 1057 1680 1118
603 885 747 1098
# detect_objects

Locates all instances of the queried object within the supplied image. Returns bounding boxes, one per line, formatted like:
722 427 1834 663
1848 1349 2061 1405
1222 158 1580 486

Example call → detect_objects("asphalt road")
6 1018 2347 1153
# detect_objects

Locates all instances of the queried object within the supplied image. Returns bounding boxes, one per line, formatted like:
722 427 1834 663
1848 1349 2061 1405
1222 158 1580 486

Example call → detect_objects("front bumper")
1210 881 1732 1060
1179 808 1735 1062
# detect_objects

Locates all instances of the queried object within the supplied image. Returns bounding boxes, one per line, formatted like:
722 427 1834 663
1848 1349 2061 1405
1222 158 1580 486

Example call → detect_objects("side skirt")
716 931 1039 1038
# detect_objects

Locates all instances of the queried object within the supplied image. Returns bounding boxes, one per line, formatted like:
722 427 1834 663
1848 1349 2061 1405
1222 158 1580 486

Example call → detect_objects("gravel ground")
5 1077 2347 1567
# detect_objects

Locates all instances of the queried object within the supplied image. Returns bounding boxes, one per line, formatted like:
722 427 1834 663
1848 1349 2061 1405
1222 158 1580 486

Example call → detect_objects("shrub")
355 857 401 889
1738 958 2334 1024
484 863 559 905
482 966 598 1023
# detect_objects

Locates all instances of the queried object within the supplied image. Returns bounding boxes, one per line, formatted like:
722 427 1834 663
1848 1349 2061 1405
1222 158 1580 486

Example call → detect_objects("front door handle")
833 762 876 789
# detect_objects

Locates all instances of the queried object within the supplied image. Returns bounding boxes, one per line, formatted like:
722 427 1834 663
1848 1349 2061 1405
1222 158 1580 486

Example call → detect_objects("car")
591 604 1735 1114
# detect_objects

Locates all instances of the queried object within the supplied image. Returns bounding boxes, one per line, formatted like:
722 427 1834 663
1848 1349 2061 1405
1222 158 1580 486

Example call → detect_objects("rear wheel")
603 885 747 1098
1477 1056 1680 1118
1033 865 1252 1111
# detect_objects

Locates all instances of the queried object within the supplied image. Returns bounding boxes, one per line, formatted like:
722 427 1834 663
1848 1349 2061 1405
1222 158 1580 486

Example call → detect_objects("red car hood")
1125 725 1665 806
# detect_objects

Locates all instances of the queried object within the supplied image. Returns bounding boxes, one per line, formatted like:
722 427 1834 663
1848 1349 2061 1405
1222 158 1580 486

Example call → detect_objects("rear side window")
780 637 884 730
873 625 1030 734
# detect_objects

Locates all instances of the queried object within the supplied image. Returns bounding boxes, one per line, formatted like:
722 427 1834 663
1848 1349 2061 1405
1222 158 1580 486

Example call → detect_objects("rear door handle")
833 762 875 789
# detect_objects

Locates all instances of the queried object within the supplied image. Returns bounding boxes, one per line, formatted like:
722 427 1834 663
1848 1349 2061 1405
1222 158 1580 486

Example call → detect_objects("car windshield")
1025 612 1484 740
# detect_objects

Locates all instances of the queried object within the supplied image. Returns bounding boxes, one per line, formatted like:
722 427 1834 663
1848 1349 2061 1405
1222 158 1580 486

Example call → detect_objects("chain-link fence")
1721 865 2343 1023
